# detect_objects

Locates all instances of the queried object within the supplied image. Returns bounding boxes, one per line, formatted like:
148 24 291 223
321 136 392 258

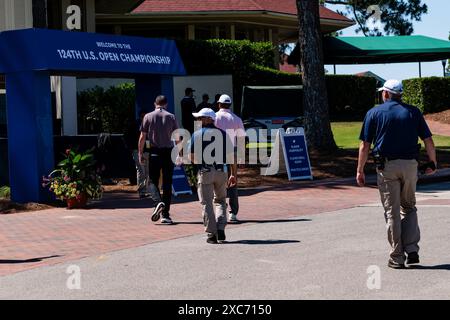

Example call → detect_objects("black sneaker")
217 230 226 242
406 252 420 265
139 193 150 199
207 234 218 244
151 202 165 222
388 259 405 269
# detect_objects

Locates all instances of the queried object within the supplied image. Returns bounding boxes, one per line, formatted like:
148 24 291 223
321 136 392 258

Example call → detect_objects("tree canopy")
322 0 428 36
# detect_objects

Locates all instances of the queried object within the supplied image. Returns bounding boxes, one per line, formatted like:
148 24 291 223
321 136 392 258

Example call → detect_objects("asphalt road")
0 182 449 300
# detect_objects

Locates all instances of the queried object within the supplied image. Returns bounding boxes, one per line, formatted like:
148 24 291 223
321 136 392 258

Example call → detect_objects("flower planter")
66 193 88 209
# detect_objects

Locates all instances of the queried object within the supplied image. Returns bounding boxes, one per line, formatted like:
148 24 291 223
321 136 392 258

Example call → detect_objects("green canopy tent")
288 35 450 76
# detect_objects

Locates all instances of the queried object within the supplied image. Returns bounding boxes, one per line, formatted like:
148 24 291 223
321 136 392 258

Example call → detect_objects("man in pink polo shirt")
215 94 246 223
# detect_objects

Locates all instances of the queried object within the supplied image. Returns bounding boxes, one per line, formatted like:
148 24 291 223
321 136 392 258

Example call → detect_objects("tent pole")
333 65 336 75
419 62 422 78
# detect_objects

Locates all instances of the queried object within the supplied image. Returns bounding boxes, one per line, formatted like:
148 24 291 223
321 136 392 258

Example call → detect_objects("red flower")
66 149 71 155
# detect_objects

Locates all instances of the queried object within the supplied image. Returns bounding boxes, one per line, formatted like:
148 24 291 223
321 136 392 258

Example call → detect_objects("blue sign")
0 28 185 76
172 166 193 196
280 128 313 181
0 28 186 203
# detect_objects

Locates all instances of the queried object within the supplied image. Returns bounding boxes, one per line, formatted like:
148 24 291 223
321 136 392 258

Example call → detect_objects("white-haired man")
357 79 437 269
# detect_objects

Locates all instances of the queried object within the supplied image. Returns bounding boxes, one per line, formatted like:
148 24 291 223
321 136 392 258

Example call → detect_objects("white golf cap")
218 94 232 104
192 108 216 121
378 79 403 95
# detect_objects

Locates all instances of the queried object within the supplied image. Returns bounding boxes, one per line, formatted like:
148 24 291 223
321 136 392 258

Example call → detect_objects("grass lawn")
332 122 450 151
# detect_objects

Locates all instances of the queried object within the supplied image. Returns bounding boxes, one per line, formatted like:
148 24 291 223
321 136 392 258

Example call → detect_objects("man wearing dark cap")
181 87 196 134
197 93 212 112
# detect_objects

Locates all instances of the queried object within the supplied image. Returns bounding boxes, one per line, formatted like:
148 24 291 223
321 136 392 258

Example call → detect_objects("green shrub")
403 77 450 114
78 83 135 134
326 75 377 118
0 185 10 199
176 39 275 75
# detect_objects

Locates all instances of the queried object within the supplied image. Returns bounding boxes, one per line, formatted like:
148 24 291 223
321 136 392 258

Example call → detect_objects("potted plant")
42 148 103 209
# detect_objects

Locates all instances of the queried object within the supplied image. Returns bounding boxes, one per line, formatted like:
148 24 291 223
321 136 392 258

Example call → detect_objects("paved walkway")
1 179 382 276
1 170 449 277
426 120 450 137
0 182 449 299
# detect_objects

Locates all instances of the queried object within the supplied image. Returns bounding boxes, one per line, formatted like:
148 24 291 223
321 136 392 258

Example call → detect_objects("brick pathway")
0 180 384 276
426 120 450 137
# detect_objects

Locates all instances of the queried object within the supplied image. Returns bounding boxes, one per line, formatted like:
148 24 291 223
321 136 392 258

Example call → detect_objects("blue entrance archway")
0 28 186 203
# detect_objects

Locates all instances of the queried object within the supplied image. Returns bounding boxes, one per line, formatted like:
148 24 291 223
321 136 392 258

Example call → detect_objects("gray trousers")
377 159 420 264
132 150 149 195
197 168 228 235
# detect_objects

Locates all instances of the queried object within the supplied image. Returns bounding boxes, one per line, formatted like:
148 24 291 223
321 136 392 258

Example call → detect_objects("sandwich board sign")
172 166 193 196
263 128 313 181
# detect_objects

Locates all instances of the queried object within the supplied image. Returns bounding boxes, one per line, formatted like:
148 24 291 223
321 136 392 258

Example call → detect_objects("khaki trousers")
132 150 149 195
197 168 228 235
377 159 420 264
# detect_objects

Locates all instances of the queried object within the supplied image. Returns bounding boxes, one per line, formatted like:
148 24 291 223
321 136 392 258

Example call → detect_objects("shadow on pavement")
0 255 61 265
225 240 300 245
237 218 312 224
167 218 312 226
408 264 450 270
88 193 198 210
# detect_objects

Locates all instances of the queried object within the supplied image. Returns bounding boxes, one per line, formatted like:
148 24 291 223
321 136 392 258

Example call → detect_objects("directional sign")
172 166 193 196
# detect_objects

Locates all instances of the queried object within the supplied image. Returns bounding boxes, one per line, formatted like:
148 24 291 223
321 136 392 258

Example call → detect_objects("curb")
240 168 450 192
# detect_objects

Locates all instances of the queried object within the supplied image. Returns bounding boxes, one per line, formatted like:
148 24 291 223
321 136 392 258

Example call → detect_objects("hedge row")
240 64 377 118
403 77 450 114
176 39 275 75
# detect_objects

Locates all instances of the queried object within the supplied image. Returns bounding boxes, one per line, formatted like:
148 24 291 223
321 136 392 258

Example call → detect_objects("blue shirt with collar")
189 124 234 170
359 100 432 159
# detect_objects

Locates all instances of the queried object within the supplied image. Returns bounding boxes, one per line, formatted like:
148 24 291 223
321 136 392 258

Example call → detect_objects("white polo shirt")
215 109 246 147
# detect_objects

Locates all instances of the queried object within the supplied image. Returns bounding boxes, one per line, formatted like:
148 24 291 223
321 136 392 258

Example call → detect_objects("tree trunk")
296 0 337 151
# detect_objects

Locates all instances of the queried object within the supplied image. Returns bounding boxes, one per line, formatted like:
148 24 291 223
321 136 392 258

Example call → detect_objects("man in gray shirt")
139 95 179 225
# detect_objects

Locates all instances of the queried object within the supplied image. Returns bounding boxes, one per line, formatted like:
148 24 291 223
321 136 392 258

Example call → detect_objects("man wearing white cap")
357 79 437 269
189 108 237 244
214 94 246 223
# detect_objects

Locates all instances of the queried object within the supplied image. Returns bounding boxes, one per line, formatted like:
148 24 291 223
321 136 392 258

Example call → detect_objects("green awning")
288 35 450 65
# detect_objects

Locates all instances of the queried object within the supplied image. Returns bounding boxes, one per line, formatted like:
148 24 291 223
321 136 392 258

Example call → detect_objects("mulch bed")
425 110 450 125
0 199 53 214
239 148 450 188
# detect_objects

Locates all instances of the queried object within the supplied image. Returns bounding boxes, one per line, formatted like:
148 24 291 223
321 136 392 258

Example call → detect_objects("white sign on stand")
262 128 313 181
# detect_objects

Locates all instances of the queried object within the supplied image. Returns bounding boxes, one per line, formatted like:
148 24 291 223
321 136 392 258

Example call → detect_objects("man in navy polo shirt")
357 79 437 269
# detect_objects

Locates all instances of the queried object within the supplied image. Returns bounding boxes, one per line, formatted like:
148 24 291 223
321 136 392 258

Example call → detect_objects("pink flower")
64 176 71 182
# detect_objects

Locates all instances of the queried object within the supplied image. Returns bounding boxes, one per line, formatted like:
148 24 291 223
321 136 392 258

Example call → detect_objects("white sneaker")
161 217 174 225
151 202 165 222
229 213 239 223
